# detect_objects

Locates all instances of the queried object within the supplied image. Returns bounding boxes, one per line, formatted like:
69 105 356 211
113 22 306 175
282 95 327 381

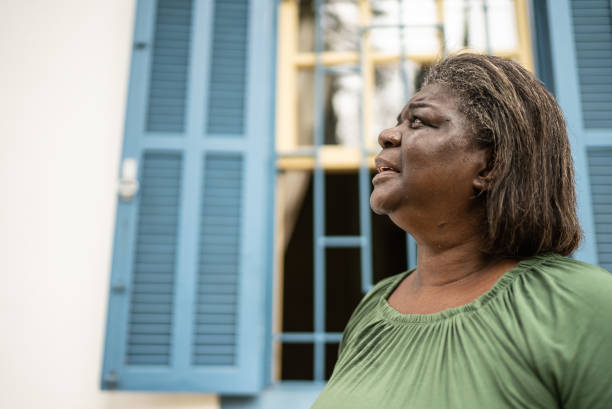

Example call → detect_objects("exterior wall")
0 1 218 408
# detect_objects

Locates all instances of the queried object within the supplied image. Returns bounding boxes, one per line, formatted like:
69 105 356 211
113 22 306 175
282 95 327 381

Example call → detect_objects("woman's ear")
472 148 492 194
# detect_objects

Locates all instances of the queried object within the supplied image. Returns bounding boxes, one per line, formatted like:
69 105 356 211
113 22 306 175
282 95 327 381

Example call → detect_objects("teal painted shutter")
101 0 275 393
548 0 612 264
127 152 183 366
569 0 612 268
571 0 612 129
587 149 612 272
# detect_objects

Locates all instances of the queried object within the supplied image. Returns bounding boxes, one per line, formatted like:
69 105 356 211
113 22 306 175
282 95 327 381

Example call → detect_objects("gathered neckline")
377 254 558 324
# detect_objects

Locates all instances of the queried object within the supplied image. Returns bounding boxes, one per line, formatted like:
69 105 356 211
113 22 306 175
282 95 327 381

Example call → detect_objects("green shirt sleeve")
556 266 612 408
563 311 612 408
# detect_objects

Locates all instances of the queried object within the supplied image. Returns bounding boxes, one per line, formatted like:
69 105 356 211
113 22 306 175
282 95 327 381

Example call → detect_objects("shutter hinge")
118 158 139 202
103 371 118 388
111 280 126 294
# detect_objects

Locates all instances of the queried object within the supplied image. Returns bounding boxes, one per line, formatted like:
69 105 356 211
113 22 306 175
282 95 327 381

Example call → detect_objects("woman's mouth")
377 166 398 174
373 166 399 184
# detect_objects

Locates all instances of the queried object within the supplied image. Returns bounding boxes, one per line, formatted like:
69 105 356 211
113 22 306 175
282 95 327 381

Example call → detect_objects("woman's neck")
413 238 497 288
386 229 519 315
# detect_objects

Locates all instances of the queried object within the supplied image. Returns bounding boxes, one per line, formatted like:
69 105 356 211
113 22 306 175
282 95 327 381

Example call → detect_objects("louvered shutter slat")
206 0 249 135
125 153 182 366
571 0 612 128
193 154 243 366
146 0 193 132
588 148 612 271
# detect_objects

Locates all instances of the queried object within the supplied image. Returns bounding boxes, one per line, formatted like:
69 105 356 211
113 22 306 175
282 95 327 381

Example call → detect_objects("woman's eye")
409 118 424 128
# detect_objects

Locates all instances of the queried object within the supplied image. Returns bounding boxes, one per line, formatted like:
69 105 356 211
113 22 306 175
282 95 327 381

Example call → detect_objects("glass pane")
298 0 315 53
297 69 361 147
440 0 518 53
299 0 360 53
297 0 519 55
371 0 440 55
323 1 360 52
369 0 518 55
444 0 518 52
484 0 518 51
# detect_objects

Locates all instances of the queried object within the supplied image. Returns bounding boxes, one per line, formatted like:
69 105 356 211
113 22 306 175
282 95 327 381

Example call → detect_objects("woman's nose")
378 127 401 149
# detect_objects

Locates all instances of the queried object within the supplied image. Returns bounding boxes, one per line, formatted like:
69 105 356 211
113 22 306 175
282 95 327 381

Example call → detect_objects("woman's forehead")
402 83 460 114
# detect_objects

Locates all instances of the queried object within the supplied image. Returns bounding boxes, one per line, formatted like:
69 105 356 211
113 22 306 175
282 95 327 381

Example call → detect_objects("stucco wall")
0 1 218 408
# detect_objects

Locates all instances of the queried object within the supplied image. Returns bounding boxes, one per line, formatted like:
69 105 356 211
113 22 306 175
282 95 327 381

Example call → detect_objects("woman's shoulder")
510 254 612 324
521 254 612 295
514 254 612 406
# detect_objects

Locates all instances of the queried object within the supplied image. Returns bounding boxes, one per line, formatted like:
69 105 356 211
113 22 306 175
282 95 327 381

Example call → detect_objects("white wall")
0 1 218 408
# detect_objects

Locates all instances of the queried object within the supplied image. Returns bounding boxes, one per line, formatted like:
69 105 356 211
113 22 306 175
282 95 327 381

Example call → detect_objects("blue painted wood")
547 0 599 264
570 0 612 129
312 0 327 383
222 383 325 409
126 152 182 366
532 0 556 93
146 0 194 133
193 154 244 366
586 129 612 145
275 332 343 343
101 0 276 393
587 148 612 272
207 0 250 135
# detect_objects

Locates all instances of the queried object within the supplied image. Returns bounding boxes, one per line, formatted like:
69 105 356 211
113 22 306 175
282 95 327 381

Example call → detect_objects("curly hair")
423 53 582 258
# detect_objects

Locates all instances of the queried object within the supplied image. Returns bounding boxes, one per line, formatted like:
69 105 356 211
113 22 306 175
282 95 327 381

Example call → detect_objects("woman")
312 53 612 408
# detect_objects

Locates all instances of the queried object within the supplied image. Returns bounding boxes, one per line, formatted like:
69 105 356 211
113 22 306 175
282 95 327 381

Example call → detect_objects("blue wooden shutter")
548 0 612 265
570 0 612 129
587 148 612 272
570 0 612 267
101 0 275 393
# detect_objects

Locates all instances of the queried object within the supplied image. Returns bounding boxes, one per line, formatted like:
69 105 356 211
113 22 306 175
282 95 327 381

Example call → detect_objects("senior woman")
312 53 612 408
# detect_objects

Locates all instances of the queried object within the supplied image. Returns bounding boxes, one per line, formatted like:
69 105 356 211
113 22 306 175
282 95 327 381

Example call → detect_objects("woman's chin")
370 190 396 215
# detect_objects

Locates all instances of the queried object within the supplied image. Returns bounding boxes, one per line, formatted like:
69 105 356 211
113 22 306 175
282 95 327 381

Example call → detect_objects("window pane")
371 0 440 54
297 69 361 146
299 0 360 53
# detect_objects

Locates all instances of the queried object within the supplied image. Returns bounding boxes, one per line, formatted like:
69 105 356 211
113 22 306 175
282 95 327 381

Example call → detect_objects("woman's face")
370 83 487 231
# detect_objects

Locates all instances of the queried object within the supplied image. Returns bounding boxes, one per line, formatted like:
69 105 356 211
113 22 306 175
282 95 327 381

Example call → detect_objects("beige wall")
0 1 218 408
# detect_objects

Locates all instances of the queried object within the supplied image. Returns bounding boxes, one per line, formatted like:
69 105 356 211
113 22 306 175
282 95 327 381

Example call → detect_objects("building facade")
1 1 610 409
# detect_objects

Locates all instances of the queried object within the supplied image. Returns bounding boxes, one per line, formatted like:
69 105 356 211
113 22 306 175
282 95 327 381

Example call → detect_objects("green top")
312 254 612 409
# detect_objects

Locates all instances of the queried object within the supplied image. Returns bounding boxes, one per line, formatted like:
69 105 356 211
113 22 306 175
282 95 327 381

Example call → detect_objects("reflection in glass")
294 0 520 148
371 0 440 55
299 0 360 53
298 69 361 146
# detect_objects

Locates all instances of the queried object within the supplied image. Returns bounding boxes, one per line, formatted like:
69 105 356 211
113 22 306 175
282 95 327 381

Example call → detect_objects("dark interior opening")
281 171 408 380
